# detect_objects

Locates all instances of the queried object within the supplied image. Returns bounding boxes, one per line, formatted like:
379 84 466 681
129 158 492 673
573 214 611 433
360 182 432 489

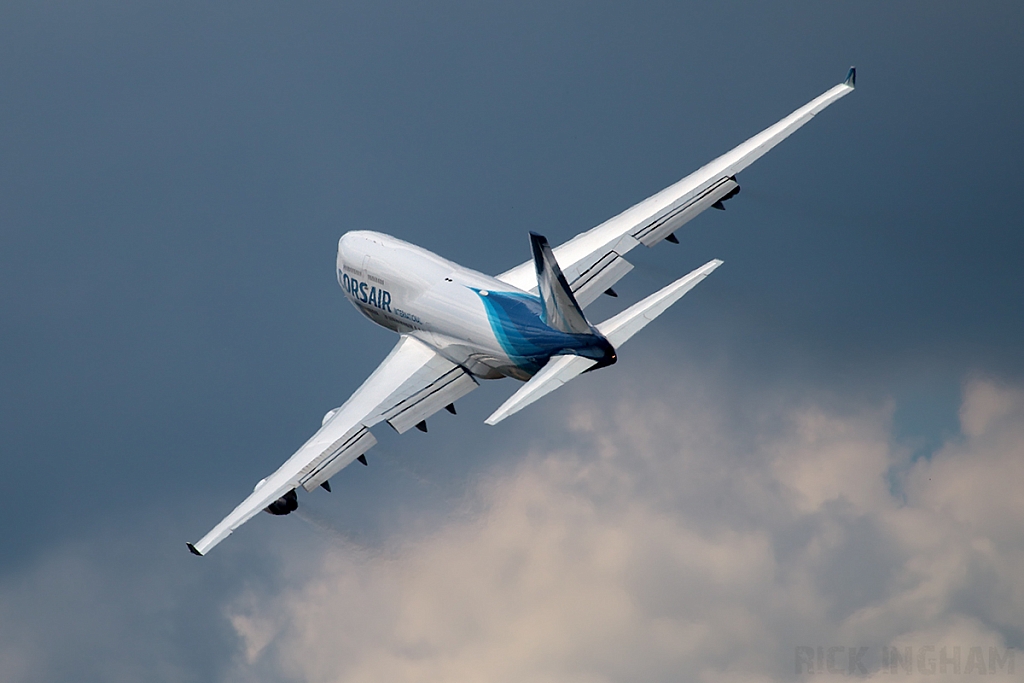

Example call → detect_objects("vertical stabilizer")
529 232 592 334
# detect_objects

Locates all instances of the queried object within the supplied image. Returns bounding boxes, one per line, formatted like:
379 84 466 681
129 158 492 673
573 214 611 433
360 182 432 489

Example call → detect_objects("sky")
1 1 1023 681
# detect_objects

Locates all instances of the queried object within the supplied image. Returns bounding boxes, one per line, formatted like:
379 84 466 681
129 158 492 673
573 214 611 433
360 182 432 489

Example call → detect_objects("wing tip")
186 542 204 557
700 258 724 275
844 66 856 88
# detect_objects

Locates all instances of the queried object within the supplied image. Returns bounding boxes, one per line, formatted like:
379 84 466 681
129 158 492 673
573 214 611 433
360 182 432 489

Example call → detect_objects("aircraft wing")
495 69 855 304
188 334 478 555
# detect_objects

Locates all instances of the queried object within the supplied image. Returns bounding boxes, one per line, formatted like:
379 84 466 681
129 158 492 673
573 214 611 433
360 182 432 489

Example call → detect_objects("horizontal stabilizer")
485 259 721 425
597 259 723 347
484 354 597 425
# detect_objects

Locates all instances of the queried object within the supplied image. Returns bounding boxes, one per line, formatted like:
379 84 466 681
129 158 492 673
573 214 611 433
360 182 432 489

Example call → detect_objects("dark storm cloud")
1 2 1023 681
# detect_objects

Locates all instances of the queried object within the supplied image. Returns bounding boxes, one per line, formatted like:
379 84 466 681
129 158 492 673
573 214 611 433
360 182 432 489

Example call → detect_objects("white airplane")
188 68 856 555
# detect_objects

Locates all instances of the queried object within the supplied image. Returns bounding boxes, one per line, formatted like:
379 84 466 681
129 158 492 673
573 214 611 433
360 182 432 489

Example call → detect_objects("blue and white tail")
529 232 593 335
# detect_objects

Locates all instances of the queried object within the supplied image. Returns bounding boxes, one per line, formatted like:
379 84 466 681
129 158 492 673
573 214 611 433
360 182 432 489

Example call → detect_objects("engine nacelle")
265 489 298 515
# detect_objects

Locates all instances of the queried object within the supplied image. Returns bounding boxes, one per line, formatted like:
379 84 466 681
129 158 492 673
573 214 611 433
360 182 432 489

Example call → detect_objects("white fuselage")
337 231 531 380
337 231 613 381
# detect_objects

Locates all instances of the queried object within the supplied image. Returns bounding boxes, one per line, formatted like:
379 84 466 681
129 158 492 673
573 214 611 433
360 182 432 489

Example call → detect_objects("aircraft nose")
338 231 371 267
338 232 359 258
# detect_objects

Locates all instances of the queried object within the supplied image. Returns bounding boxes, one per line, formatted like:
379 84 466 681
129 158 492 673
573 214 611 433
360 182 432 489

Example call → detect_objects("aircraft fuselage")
337 231 613 381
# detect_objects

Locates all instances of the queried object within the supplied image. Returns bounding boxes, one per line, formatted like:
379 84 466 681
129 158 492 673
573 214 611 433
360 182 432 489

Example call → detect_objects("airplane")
188 68 856 555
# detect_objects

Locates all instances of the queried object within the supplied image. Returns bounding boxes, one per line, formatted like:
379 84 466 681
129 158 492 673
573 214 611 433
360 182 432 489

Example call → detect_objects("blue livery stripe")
471 288 610 375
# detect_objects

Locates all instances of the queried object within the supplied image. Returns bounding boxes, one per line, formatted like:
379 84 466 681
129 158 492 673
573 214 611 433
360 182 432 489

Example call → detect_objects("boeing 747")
188 68 856 555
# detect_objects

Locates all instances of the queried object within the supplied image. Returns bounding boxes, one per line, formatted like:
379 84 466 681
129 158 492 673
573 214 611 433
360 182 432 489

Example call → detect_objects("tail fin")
530 232 592 334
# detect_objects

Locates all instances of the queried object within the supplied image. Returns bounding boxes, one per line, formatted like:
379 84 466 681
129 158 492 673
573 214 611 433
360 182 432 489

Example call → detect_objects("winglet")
186 542 203 557
844 66 856 88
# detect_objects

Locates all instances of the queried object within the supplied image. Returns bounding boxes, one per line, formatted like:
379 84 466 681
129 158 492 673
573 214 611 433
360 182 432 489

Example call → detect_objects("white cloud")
5 374 1016 683
218 377 1024 682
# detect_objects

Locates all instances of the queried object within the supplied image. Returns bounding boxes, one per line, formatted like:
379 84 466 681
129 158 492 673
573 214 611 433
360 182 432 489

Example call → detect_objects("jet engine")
265 489 298 515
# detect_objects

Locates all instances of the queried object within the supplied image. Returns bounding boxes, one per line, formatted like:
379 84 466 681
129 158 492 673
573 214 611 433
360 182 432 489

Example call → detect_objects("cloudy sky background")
2 2 1023 681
